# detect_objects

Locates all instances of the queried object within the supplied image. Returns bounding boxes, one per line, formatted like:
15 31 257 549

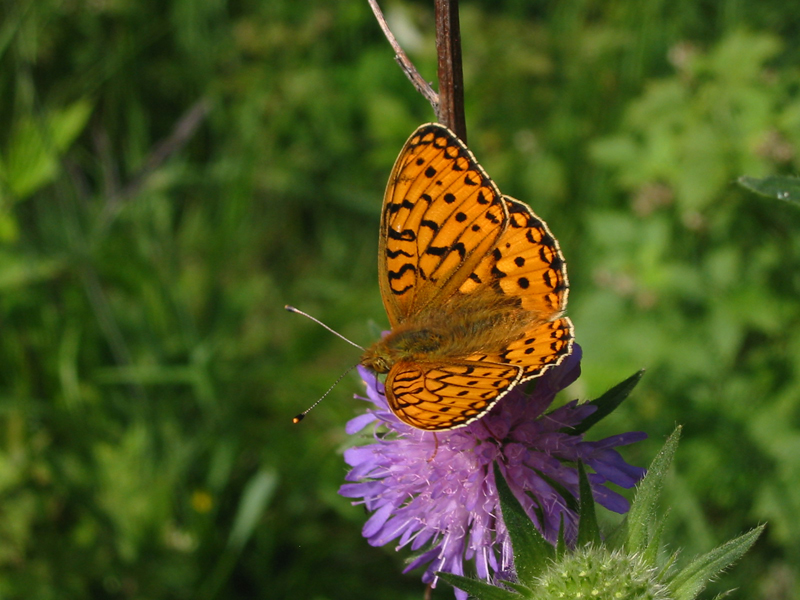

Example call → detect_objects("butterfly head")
360 343 392 374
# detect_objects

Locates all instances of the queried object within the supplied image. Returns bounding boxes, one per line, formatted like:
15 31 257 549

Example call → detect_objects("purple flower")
339 345 646 599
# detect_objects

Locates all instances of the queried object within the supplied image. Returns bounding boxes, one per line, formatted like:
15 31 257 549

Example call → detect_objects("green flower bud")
536 546 670 600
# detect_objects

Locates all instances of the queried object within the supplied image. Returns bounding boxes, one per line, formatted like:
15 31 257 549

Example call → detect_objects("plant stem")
434 0 466 141
367 0 439 113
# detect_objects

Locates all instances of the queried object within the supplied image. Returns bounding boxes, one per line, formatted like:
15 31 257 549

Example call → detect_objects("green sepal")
642 509 670 566
555 514 567 559
435 572 522 600
738 175 800 205
602 515 627 551
493 462 554 587
657 549 680 582
668 524 765 600
503 581 535 595
575 462 602 546
626 426 681 554
563 370 645 435
535 469 578 513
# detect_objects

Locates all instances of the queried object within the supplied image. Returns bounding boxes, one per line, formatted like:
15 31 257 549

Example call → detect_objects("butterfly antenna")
292 364 359 424
284 305 364 351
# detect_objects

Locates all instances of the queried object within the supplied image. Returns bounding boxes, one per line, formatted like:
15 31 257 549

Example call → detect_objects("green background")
1 1 799 598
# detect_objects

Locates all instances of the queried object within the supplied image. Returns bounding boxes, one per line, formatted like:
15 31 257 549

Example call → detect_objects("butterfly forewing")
385 360 522 431
379 124 508 327
457 194 574 381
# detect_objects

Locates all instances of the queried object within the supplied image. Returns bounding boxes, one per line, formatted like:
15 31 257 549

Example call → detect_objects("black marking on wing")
388 228 416 241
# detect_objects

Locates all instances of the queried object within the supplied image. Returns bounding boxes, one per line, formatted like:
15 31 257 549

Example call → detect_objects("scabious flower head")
339 345 646 598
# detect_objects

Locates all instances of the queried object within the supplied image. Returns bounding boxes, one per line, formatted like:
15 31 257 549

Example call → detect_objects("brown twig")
434 0 466 142
120 98 211 200
367 0 439 114
95 98 211 235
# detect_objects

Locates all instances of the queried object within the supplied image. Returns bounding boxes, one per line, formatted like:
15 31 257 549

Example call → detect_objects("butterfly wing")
376 126 574 431
385 360 523 431
466 317 574 381
460 195 574 379
378 124 508 328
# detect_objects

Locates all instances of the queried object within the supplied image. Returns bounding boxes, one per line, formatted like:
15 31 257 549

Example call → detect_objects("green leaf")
576 462 601 546
493 462 554 586
1 99 93 200
435 572 522 600
627 426 681 554
227 468 278 551
738 175 800 205
563 370 645 435
201 469 279 600
0 253 64 289
669 525 765 600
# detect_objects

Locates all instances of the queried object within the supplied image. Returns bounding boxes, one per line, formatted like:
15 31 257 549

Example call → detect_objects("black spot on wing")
388 228 416 241
387 198 415 214
421 219 439 232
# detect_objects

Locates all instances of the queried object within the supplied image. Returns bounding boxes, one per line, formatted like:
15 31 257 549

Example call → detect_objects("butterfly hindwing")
379 124 508 327
466 317 574 382
385 360 523 431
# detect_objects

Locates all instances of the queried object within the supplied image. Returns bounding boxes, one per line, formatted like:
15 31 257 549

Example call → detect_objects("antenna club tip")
284 305 295 312
292 414 305 424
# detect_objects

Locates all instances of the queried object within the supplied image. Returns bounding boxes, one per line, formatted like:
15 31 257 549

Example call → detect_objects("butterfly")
360 123 574 431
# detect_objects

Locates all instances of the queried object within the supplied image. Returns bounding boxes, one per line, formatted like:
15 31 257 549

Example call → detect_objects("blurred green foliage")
0 0 798 598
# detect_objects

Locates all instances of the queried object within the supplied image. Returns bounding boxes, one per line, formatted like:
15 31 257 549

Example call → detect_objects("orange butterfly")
360 124 574 431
